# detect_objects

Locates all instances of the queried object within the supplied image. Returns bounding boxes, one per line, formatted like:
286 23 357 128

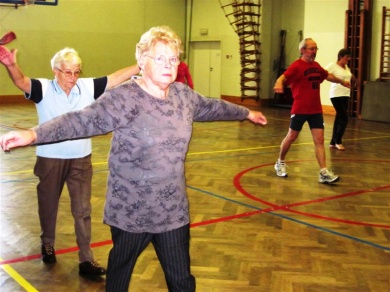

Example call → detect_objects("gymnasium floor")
0 102 389 292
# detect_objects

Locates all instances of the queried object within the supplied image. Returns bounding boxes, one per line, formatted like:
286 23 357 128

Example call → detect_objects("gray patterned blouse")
34 80 249 233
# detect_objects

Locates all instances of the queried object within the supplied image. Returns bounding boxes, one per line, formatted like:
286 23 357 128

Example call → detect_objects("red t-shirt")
283 59 328 114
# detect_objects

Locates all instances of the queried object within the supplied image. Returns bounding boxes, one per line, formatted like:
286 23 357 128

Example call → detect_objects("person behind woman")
0 26 267 291
0 45 139 276
325 48 357 150
175 60 194 89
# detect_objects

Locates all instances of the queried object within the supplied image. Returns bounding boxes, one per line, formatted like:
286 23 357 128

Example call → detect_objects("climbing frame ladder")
219 0 262 101
379 6 390 82
345 0 373 118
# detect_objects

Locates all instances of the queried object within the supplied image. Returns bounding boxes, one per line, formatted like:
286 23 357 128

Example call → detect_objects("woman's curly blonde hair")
135 26 183 63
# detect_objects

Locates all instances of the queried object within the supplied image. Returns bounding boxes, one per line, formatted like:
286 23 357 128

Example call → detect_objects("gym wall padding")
361 81 390 123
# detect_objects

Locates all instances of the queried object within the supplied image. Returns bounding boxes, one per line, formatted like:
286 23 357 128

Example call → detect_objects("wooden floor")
0 101 389 292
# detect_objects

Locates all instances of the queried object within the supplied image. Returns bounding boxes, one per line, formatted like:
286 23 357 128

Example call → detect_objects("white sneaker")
274 160 287 177
319 169 339 184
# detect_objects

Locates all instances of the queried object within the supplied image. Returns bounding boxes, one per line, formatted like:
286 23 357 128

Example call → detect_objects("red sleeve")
185 66 194 89
283 60 300 86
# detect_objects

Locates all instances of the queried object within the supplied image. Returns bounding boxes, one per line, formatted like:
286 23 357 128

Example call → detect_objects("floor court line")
234 161 390 228
1 139 389 289
1 181 389 292
3 176 389 267
188 186 390 251
0 257 38 292
1 132 390 177
2 159 389 262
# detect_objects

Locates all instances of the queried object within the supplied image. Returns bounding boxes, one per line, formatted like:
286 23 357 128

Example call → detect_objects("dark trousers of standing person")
34 155 94 262
330 96 349 145
106 224 196 292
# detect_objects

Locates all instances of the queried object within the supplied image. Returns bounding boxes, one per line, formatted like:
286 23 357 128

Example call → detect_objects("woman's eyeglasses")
57 68 82 78
146 55 180 66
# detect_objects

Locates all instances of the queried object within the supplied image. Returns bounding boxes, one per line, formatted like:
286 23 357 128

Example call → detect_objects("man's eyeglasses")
305 47 319 51
146 55 180 66
57 68 82 78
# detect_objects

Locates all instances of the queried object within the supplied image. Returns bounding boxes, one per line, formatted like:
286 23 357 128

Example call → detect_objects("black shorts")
289 113 324 131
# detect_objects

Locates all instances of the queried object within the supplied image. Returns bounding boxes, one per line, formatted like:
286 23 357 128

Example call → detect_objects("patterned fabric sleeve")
189 90 249 122
34 89 122 144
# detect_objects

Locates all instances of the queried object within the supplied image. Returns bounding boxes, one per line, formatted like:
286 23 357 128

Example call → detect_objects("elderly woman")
0 44 139 275
0 26 267 291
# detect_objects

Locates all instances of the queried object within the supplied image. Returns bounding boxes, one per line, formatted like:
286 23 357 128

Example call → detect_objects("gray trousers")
106 224 196 292
34 155 94 263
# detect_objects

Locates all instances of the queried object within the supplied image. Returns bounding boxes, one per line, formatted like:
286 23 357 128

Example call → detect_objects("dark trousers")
330 96 349 145
106 224 196 292
34 155 94 262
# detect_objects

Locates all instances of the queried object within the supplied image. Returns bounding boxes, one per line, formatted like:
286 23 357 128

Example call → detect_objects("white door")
189 41 221 98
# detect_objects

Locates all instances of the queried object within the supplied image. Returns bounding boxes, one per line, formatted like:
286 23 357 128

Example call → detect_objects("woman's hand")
247 110 268 125
0 129 37 152
0 46 17 67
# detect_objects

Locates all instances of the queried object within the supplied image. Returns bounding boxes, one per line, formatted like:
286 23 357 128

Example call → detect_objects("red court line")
233 161 390 229
190 204 296 228
0 240 113 265
2 159 389 265
0 206 289 266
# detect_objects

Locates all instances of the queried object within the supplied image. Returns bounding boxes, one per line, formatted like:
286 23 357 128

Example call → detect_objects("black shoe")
79 260 106 276
41 244 56 264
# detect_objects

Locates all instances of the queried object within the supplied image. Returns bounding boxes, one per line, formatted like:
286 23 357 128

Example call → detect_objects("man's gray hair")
298 38 313 51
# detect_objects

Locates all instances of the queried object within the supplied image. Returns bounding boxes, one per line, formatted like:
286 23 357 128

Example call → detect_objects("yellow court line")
188 134 390 156
1 170 33 175
0 258 38 292
187 144 280 156
1 135 390 176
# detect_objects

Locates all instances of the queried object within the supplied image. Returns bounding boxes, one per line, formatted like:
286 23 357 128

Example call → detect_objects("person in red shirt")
175 60 194 89
273 38 350 183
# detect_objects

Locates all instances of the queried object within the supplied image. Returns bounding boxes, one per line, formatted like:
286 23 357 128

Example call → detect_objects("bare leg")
311 128 326 169
279 128 299 160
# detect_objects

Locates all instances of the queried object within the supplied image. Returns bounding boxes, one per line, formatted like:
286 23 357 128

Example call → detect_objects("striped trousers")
106 224 196 292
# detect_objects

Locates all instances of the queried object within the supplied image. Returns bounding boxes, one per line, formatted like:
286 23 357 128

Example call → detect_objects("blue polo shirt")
26 77 107 158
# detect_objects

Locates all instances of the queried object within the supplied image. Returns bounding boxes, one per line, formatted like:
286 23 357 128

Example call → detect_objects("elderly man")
273 38 350 183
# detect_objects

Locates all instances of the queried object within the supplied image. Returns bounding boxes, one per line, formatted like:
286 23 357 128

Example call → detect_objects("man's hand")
341 80 351 88
273 75 286 94
327 73 351 89
247 110 268 125
273 81 284 94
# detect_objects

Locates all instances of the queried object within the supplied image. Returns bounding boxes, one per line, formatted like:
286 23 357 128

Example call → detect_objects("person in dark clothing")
325 48 357 150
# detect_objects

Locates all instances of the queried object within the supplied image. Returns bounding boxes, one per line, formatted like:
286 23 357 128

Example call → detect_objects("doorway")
189 41 221 98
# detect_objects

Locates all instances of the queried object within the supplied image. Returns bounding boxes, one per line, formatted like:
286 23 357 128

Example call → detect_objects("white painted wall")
190 0 386 104
303 0 348 106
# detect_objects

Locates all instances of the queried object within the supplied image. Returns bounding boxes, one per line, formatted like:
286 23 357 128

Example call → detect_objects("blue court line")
187 185 390 251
